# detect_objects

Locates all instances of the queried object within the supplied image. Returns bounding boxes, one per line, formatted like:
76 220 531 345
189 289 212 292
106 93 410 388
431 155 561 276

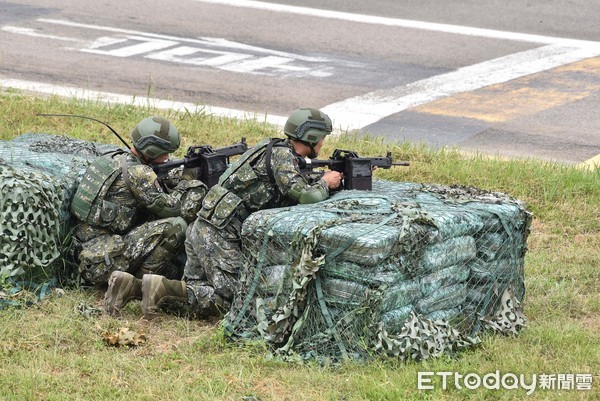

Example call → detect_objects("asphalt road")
1 0 599 165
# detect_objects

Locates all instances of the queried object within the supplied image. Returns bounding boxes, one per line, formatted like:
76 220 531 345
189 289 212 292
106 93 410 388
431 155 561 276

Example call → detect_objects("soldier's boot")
191 285 230 318
104 271 142 317
141 274 188 320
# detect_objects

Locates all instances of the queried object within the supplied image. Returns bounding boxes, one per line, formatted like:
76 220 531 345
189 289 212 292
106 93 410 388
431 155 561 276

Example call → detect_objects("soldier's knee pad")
78 235 127 284
161 217 187 252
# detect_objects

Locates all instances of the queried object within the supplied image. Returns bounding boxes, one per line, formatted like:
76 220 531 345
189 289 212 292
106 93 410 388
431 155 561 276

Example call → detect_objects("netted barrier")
0 134 121 278
224 181 531 362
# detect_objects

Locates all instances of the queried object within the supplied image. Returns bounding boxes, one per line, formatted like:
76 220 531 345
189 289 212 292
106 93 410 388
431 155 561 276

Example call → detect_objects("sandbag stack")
226 180 531 361
0 134 120 278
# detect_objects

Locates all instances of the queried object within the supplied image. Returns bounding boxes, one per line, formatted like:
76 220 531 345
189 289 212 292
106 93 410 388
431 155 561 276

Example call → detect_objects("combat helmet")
130 116 180 160
284 108 332 145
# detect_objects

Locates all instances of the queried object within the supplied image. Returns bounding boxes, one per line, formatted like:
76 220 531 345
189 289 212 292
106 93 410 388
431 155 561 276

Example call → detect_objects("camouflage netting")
0 134 531 361
224 181 531 362
0 134 121 278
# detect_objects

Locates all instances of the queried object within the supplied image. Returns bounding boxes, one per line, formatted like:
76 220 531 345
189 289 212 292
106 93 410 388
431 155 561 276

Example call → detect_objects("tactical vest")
71 151 140 232
199 138 288 228
219 138 288 187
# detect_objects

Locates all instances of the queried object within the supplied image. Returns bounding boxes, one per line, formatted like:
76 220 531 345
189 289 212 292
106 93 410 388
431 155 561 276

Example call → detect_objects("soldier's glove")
181 166 201 181
160 167 183 190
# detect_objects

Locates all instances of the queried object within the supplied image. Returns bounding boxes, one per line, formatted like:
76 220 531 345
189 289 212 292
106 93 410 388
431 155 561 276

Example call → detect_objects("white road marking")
2 6 599 132
0 78 288 127
220 55 293 73
194 0 600 130
194 0 599 47
322 43 600 130
19 18 332 76
146 46 253 66
196 37 329 63
1 26 82 42
38 18 329 63
82 36 178 57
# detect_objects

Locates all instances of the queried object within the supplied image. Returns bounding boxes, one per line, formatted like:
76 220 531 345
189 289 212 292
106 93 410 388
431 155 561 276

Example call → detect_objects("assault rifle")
297 149 409 190
35 113 248 188
153 138 248 188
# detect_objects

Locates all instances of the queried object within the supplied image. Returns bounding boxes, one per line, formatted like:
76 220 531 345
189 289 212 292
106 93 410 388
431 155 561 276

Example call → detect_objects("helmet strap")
132 147 150 165
307 144 318 159
294 139 318 158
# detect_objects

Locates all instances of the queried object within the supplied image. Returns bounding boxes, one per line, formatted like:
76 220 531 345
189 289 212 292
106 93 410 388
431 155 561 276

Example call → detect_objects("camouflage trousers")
76 216 187 286
182 215 243 317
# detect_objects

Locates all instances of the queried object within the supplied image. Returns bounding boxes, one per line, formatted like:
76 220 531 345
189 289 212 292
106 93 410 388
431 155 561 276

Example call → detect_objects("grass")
0 91 599 400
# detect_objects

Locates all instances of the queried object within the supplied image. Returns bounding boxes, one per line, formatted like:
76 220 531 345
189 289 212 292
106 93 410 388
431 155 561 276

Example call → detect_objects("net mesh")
225 181 531 362
0 134 121 278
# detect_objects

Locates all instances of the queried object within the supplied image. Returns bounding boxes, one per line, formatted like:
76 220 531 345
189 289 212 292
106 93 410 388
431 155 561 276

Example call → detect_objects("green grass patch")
1 91 598 400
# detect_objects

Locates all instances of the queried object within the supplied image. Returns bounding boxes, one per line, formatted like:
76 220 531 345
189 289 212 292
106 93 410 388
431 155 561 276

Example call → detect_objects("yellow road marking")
413 57 600 123
577 153 600 171
414 87 591 122
555 56 600 73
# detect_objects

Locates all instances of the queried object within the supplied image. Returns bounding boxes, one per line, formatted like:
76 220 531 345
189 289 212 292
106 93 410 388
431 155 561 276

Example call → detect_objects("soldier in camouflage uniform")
104 108 343 319
70 117 207 315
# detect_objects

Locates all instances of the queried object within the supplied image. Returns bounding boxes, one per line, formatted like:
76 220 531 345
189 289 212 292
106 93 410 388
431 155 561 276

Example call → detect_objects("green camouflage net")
0 134 121 278
0 164 61 277
0 134 531 361
224 181 532 362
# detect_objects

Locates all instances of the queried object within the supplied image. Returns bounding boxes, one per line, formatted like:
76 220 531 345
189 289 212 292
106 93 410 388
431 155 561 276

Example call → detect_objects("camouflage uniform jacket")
71 151 205 234
198 138 328 228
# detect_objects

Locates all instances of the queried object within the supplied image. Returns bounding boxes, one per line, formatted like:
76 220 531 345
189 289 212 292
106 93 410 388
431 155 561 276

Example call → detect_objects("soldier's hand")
181 166 201 181
160 168 182 190
160 176 180 191
322 171 343 189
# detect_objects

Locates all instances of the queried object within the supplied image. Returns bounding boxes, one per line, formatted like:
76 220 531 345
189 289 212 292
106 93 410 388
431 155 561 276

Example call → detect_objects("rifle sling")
265 138 285 184
120 153 133 192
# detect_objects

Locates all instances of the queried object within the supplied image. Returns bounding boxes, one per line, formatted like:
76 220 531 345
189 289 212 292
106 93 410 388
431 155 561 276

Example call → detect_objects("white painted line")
221 55 293 73
85 36 128 49
1 26 82 42
193 0 600 130
38 18 328 63
0 78 288 127
194 0 599 47
6 8 600 134
146 46 253 66
321 44 600 130
197 37 329 63
82 36 178 57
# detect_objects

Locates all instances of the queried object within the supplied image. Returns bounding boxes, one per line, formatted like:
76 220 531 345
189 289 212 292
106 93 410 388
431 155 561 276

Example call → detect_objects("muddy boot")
104 271 142 317
141 274 188 320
